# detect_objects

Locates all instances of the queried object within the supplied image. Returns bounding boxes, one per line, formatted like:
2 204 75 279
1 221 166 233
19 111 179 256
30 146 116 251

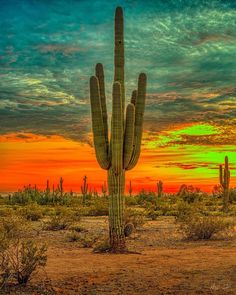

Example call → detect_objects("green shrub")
18 204 43 221
69 225 87 233
44 215 72 231
0 240 47 287
136 190 156 206
178 216 234 240
67 232 97 247
0 208 13 217
125 195 138 206
0 215 29 240
146 209 162 220
125 209 145 228
93 239 111 253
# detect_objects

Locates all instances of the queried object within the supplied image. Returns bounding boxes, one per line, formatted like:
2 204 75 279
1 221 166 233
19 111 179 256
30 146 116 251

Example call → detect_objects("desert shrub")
229 189 236 203
0 214 47 288
69 225 87 233
146 209 162 220
136 190 156 206
93 238 111 253
175 201 193 221
125 209 145 228
175 201 207 221
66 231 81 242
18 204 43 221
0 240 47 287
0 215 29 240
87 206 108 216
125 195 138 206
8 186 72 206
67 232 97 247
177 185 204 204
0 207 14 217
178 215 234 240
44 206 80 230
44 215 71 231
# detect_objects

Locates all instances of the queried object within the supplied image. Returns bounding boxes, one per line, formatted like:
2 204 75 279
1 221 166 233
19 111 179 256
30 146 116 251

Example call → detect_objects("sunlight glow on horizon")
0 130 235 194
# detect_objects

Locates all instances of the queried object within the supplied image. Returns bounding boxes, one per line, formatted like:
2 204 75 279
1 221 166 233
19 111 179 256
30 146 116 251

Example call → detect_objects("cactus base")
108 169 126 252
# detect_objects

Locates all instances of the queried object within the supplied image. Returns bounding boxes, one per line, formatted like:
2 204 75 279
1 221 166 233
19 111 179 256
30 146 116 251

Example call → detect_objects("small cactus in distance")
58 177 64 198
81 175 88 204
45 180 50 195
219 156 230 212
102 182 107 198
157 180 163 198
128 180 133 197
89 7 147 252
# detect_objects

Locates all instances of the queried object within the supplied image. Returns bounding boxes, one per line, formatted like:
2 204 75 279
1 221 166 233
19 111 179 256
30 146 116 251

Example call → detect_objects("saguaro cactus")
58 177 64 198
45 180 50 195
81 175 88 204
219 156 230 212
157 180 163 198
90 7 147 252
128 180 133 198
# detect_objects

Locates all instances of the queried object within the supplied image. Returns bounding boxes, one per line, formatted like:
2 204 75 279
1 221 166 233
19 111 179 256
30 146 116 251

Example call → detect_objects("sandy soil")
2 217 236 295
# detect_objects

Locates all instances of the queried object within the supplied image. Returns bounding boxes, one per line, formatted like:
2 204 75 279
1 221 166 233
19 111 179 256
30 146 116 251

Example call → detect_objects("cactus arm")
114 6 125 113
95 63 109 147
131 90 137 105
90 76 110 170
123 103 135 168
126 73 147 170
111 82 123 174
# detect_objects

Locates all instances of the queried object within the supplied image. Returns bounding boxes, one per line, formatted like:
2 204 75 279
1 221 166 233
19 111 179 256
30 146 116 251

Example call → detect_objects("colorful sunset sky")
0 0 236 193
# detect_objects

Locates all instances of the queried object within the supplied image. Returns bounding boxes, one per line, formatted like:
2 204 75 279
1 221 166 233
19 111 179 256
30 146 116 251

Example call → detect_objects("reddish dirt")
2 217 236 294
45 246 236 295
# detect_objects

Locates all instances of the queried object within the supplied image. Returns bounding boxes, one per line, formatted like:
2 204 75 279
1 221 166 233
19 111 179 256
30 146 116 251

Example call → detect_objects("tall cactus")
90 7 147 252
219 156 230 212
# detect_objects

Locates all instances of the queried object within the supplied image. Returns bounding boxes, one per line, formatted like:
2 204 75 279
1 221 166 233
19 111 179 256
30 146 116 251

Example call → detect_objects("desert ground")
1 215 235 295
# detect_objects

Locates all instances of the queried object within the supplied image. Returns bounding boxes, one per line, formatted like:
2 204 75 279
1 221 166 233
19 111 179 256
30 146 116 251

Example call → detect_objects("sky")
0 0 236 193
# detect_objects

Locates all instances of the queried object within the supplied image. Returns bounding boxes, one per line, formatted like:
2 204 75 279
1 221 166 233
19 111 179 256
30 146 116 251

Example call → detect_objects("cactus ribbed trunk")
89 7 147 252
108 169 125 251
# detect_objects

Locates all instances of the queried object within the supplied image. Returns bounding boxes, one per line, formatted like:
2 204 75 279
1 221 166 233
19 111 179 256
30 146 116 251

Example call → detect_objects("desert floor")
2 216 236 295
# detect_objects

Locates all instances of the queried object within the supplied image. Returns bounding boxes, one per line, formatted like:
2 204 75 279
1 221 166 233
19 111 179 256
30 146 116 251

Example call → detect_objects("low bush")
44 206 80 231
178 215 234 240
67 232 97 247
0 240 47 287
44 215 71 231
146 209 162 220
18 204 43 221
0 214 47 288
0 215 29 240
125 208 145 229
93 238 110 253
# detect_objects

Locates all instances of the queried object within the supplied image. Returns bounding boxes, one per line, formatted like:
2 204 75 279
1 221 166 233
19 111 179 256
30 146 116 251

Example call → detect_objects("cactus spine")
90 7 147 252
81 175 88 204
219 156 230 212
